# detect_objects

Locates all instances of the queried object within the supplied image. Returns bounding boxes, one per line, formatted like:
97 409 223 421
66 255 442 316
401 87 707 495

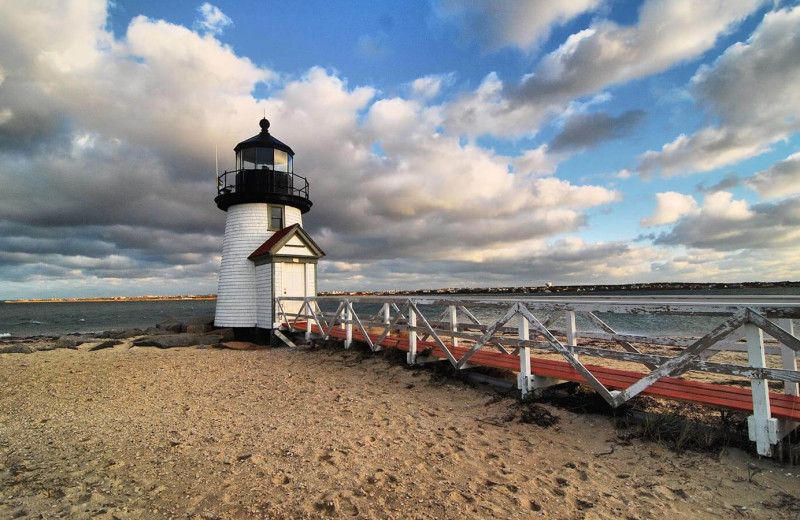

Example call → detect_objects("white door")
280 262 306 318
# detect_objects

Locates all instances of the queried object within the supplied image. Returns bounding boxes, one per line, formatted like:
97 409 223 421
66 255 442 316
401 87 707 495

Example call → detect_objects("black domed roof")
233 118 294 156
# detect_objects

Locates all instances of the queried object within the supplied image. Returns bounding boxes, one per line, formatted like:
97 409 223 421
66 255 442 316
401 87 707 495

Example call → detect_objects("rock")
218 341 267 351
0 343 35 354
155 317 185 333
143 327 171 336
89 340 122 351
185 324 212 334
98 329 143 339
55 336 81 349
131 333 222 349
30 341 57 351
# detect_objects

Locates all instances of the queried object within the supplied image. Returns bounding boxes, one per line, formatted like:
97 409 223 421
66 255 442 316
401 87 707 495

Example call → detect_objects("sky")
0 0 799 299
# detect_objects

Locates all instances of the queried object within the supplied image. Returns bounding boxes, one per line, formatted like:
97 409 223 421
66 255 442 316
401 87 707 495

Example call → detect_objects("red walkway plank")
289 321 800 422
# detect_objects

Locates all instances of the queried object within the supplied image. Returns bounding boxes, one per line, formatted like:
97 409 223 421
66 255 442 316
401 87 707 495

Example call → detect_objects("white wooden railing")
276 295 800 456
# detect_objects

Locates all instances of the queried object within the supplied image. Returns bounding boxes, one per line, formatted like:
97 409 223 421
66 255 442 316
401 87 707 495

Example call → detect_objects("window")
239 148 256 169
274 150 288 172
256 147 273 169
270 205 283 230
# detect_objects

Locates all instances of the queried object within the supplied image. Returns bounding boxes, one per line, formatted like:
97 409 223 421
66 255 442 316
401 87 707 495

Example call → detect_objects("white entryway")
280 262 306 316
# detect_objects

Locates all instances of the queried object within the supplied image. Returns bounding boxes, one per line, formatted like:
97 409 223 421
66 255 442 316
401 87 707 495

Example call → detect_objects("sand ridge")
1 342 798 519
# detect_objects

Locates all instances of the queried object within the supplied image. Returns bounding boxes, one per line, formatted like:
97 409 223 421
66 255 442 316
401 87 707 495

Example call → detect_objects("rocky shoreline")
0 316 260 355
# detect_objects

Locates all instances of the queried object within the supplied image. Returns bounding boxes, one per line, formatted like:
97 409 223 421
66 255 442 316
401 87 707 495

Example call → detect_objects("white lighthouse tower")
214 118 324 340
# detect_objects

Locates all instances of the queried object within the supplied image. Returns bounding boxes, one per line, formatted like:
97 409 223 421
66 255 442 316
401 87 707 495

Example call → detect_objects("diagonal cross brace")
458 306 482 325
391 303 406 321
323 301 346 340
587 312 657 370
375 301 410 345
613 311 748 406
542 311 563 328
408 301 459 366
291 299 308 329
456 304 519 369
276 299 290 330
307 300 327 333
347 301 375 351
517 304 619 405
747 310 800 352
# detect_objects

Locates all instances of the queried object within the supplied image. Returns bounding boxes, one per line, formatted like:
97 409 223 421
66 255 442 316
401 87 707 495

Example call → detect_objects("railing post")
565 310 578 357
382 303 391 325
345 301 353 349
304 298 312 341
745 322 777 456
408 305 417 365
779 318 798 396
517 312 531 398
449 305 459 347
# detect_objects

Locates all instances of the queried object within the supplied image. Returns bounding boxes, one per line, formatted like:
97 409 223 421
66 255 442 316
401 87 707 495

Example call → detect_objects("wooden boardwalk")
291 321 800 422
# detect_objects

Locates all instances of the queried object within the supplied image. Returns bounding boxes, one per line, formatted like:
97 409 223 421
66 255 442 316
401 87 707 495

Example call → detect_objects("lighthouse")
214 118 324 339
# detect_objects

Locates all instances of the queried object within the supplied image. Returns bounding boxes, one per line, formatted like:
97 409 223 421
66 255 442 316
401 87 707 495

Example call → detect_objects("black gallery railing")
217 169 310 199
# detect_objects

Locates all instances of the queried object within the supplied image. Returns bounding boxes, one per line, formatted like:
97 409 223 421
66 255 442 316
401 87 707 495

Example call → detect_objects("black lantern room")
215 118 312 212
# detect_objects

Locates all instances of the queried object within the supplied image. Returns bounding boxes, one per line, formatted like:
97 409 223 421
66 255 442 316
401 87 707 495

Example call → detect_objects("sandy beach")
1 339 799 519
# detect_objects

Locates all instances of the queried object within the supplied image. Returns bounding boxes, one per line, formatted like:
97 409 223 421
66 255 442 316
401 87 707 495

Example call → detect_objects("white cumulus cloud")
640 192 700 227
637 5 800 177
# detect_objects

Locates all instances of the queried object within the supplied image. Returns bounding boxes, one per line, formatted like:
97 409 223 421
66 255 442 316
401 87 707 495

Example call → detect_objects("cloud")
745 151 800 199
640 192 700 227
0 0 794 299
433 0 602 52
695 173 741 194
513 146 562 177
550 110 645 153
319 237 667 291
653 192 800 251
651 247 800 281
194 3 232 36
637 5 800 177
409 73 454 100
442 0 762 139
0 1 632 298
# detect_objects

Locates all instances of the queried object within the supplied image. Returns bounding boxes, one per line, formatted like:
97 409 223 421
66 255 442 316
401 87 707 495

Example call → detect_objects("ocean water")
1 287 798 339
0 300 217 338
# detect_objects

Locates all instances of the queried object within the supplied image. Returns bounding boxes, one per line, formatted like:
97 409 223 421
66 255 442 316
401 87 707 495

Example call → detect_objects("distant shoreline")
4 281 798 303
323 280 800 297
3 295 217 304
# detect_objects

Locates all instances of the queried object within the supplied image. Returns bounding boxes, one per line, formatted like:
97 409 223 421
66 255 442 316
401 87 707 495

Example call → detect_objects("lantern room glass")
274 150 288 172
255 148 272 169
236 148 292 173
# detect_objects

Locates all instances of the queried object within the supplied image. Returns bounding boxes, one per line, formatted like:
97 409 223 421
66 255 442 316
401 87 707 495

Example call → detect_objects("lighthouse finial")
259 117 270 132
